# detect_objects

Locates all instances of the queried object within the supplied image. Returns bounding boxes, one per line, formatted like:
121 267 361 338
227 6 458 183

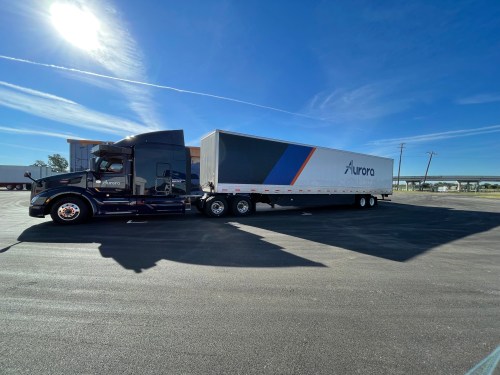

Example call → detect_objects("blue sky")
0 0 499 176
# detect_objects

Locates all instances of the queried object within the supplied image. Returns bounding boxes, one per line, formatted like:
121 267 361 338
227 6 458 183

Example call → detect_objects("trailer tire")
204 196 228 218
231 196 253 216
50 196 89 225
15 184 23 190
357 195 368 209
368 196 377 208
6 185 14 191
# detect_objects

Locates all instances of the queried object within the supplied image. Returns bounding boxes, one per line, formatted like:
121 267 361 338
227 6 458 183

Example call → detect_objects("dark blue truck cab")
28 130 195 224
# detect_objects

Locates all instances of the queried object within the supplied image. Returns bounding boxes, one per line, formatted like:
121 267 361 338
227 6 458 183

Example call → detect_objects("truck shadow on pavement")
16 214 327 273
16 201 499 272
238 201 500 262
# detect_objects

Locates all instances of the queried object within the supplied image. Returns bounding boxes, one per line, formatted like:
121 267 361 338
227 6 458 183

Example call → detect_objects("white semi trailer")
198 130 393 216
0 165 59 190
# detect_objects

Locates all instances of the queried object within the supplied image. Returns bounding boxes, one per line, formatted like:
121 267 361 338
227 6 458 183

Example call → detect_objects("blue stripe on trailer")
263 144 314 185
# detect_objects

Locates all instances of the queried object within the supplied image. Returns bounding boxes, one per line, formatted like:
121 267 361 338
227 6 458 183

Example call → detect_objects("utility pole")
422 151 437 191
396 143 405 191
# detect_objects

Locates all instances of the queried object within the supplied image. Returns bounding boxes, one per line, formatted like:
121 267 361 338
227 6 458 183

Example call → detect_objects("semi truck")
0 165 60 190
26 130 393 224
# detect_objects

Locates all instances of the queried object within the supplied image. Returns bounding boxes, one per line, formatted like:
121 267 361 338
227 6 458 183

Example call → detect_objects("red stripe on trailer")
291 148 316 185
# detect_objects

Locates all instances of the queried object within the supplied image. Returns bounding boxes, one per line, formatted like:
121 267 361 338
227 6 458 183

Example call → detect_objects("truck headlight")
30 195 47 206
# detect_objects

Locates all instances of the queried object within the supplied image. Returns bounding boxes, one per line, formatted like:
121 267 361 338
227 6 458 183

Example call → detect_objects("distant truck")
26 130 393 224
0 165 60 190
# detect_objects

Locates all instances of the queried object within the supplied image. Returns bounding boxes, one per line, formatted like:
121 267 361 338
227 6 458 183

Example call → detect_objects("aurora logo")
344 160 375 176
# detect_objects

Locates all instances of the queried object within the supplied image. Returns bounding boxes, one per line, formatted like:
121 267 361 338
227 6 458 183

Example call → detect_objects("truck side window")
107 163 123 173
98 158 123 174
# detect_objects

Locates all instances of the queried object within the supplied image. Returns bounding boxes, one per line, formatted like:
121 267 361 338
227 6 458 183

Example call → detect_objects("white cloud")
0 55 319 121
0 81 153 136
6 0 165 129
368 125 500 146
0 142 66 154
0 81 77 104
62 0 162 128
457 94 500 105
305 81 413 124
0 125 83 140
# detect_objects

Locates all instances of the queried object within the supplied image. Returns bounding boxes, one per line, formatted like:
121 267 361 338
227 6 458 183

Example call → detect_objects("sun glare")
50 2 101 51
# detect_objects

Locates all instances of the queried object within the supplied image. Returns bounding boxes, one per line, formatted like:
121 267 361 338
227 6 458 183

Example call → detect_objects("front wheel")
50 196 89 225
204 196 228 218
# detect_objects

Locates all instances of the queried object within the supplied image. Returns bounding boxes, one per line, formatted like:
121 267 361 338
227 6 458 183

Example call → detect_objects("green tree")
47 154 69 172
32 160 48 167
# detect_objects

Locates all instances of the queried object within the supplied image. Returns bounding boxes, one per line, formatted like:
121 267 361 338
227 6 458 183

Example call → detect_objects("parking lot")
1 191 499 374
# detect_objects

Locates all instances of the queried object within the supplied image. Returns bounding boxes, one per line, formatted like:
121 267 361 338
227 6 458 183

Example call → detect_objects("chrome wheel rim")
236 200 249 214
57 203 81 221
359 197 366 207
369 197 375 206
211 201 225 215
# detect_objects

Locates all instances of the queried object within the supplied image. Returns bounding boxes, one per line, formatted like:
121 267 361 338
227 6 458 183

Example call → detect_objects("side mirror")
24 171 36 182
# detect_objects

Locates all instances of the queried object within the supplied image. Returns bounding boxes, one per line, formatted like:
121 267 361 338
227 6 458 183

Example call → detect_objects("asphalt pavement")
1 191 499 374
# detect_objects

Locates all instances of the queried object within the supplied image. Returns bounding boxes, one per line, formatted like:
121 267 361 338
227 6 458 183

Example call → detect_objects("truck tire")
50 196 89 225
6 184 14 191
204 196 228 218
368 196 377 208
231 196 253 216
357 195 368 209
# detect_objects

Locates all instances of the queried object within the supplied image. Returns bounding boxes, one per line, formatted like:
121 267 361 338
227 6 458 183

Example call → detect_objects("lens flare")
50 2 101 51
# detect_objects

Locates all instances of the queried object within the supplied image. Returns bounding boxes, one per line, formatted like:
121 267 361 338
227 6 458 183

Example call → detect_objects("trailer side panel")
202 130 393 195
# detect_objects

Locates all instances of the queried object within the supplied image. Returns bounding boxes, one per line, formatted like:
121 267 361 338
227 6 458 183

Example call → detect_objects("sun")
50 2 101 51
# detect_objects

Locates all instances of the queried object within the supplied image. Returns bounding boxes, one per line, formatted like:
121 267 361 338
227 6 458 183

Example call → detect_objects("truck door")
89 156 135 214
